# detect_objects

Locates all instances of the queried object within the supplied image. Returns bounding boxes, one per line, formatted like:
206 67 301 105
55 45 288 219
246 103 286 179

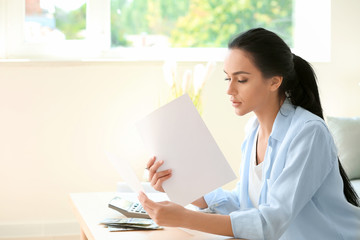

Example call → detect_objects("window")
25 0 87 42
110 0 293 48
0 0 330 61
1 0 109 59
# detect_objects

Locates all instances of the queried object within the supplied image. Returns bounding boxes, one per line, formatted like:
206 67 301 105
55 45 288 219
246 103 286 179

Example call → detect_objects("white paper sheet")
105 151 145 193
136 94 237 206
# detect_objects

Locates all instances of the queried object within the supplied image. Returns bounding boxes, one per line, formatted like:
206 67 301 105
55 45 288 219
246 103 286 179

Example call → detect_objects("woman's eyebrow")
223 70 251 75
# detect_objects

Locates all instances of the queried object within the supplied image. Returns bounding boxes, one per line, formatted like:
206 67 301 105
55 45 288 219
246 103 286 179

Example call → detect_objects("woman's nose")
226 80 237 96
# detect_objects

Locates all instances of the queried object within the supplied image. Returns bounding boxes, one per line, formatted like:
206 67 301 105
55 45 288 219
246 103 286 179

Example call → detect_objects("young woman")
138 28 360 239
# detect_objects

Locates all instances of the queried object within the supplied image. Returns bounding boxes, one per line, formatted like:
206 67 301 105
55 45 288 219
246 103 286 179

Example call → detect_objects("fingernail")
160 160 164 164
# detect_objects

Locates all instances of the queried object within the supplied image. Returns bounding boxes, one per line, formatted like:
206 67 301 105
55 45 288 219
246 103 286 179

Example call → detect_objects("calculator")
108 196 150 219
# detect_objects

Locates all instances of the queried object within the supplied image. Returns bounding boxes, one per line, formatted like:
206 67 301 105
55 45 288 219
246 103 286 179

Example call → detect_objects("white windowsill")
0 46 330 63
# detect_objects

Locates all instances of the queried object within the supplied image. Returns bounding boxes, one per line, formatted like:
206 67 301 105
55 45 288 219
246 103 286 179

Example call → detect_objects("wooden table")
69 192 239 240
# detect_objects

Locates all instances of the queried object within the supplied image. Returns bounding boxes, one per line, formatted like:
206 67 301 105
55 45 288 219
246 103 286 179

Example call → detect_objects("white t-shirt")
248 128 263 208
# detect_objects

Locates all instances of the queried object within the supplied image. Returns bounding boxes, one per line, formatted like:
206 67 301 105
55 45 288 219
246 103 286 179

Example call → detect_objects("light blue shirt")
204 99 360 240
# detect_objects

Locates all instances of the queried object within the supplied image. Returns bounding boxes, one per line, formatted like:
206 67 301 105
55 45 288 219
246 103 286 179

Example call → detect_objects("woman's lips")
231 101 241 107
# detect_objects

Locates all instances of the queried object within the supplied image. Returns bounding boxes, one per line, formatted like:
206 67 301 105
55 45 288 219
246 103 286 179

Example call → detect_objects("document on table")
136 94 237 206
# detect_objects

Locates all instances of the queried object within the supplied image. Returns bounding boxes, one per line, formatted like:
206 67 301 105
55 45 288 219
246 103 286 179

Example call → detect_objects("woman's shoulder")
285 107 338 164
289 106 333 141
293 106 326 127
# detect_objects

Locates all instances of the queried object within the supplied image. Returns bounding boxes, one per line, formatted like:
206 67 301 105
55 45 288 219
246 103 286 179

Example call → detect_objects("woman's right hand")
147 156 172 192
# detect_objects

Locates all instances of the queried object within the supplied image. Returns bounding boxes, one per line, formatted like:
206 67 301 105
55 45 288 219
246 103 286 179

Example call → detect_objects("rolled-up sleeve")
204 182 241 215
229 121 337 240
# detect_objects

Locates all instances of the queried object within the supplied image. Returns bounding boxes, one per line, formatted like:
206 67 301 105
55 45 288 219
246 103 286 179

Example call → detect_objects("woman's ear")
269 76 283 92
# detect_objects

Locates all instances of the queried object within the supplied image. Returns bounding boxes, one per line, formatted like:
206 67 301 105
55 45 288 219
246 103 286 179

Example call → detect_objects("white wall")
0 0 359 237
316 0 360 117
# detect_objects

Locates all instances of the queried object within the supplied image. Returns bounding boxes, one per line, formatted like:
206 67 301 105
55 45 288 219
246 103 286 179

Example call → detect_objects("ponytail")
339 161 360 206
284 54 323 119
290 54 360 207
229 27 359 207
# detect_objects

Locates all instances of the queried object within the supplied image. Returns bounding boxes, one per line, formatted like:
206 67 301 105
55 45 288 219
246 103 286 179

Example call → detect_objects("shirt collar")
269 98 295 143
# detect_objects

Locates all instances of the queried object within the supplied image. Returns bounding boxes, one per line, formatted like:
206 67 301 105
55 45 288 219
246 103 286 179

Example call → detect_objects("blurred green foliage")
54 4 87 40
54 0 293 47
110 0 190 47
170 0 293 47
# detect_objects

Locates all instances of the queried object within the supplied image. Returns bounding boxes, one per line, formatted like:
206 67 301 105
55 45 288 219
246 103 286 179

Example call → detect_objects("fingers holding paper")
147 156 172 192
146 156 156 170
138 191 186 227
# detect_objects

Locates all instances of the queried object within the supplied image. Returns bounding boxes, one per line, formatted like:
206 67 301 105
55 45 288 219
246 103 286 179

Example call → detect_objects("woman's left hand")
138 191 188 227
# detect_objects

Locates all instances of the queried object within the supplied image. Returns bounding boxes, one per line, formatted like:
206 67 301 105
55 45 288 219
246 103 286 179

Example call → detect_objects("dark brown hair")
229 27 359 207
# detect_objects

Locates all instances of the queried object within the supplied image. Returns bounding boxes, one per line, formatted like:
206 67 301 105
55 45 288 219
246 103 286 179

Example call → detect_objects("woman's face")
224 48 278 116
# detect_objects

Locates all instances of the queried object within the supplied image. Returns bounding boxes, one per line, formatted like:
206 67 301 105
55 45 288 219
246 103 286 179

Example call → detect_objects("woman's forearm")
138 192 233 237
191 196 208 208
181 209 234 237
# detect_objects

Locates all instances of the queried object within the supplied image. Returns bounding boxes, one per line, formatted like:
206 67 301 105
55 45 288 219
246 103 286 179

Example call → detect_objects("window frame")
292 0 331 62
1 0 110 60
0 0 330 62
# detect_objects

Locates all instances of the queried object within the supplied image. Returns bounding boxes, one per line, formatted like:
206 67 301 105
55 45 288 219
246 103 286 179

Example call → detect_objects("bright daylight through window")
25 0 87 42
25 0 293 48
110 0 293 48
1 0 329 60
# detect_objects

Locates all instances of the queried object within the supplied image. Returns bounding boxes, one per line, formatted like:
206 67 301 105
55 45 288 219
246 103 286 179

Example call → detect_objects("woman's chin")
234 108 249 116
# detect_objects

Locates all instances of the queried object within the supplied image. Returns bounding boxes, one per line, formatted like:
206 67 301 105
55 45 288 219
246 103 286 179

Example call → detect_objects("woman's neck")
255 96 285 140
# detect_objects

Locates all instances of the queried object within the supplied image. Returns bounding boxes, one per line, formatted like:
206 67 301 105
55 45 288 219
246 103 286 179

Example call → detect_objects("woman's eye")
224 78 248 83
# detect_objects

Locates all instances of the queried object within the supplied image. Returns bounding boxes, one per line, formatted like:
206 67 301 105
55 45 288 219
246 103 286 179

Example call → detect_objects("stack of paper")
105 94 237 207
99 218 163 232
136 94 237 206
